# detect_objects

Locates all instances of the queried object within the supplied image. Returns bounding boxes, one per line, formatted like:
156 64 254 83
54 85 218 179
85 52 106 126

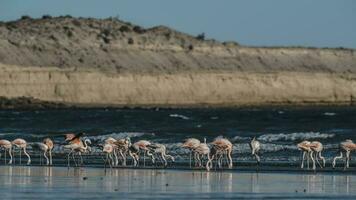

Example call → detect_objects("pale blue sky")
1 0 355 48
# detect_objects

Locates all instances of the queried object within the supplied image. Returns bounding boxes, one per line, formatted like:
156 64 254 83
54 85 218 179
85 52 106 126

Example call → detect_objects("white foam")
87 132 154 142
231 136 251 142
324 112 336 116
169 114 190 120
257 132 335 142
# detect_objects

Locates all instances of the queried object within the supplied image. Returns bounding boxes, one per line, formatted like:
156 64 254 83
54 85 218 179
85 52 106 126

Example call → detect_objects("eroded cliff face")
1 64 356 107
0 17 355 108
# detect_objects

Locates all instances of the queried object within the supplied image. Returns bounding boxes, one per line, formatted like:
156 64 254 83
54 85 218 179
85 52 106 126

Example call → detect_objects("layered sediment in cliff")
0 16 355 108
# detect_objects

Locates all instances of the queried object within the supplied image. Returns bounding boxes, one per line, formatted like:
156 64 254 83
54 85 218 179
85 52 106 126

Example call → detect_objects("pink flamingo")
12 138 31 165
182 138 201 167
0 139 13 164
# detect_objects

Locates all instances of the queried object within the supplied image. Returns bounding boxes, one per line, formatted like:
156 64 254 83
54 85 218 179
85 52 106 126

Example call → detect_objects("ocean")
0 106 355 167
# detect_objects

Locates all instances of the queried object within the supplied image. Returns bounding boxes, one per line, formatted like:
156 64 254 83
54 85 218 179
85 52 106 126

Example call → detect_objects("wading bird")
105 137 119 166
102 143 115 168
249 137 261 166
0 139 13 164
32 138 54 166
309 141 325 170
12 138 31 165
132 140 155 166
147 143 175 167
43 138 54 165
210 137 233 168
297 140 313 169
114 137 131 166
32 142 49 165
195 138 211 171
182 138 201 167
332 139 356 170
63 133 91 167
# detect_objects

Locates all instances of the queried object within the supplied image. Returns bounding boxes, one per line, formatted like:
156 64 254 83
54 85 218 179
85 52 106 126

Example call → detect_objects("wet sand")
0 166 356 199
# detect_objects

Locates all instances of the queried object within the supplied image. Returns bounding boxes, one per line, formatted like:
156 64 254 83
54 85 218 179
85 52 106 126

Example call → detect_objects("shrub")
42 15 52 19
21 15 32 20
196 32 205 40
133 26 145 34
128 38 134 44
119 25 130 32
72 19 81 27
67 30 73 37
102 28 111 36
103 37 110 44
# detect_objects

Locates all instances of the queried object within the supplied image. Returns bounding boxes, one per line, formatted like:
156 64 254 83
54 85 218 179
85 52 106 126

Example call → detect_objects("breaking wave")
257 132 335 142
87 132 155 143
169 114 190 120
324 112 336 116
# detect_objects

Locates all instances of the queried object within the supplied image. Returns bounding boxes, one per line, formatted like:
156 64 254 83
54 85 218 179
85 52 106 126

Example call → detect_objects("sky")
0 0 355 48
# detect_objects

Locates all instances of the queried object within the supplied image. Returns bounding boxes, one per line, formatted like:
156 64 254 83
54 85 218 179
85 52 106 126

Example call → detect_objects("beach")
0 166 355 199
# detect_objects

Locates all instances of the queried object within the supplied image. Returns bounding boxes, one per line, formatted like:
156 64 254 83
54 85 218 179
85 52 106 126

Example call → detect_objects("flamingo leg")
49 150 52 165
72 152 77 167
113 149 118 166
44 151 49 165
310 151 316 171
315 151 322 168
301 151 306 169
255 153 261 166
332 151 343 168
8 148 12 164
319 152 325 168
161 152 167 167
40 151 42 166
23 147 31 165
189 150 192 168
67 151 72 168
228 150 233 169
346 151 351 169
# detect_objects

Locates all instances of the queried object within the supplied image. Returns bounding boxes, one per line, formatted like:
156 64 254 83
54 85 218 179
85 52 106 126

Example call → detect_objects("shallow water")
0 106 356 164
0 166 356 199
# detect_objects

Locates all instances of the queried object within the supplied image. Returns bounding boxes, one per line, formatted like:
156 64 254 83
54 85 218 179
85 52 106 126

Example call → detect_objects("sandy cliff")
0 16 355 108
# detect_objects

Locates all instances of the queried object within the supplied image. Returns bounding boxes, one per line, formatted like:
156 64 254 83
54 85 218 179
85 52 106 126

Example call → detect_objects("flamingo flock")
0 134 355 171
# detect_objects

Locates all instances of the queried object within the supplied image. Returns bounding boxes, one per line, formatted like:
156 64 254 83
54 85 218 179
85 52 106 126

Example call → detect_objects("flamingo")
32 138 54 166
32 142 50 165
309 141 325 170
128 142 140 166
132 140 154 166
105 137 119 166
249 137 261 166
332 139 356 169
182 138 201 167
43 138 54 165
297 140 313 169
0 139 13 164
147 143 175 167
12 138 31 165
194 138 211 171
103 143 115 168
63 133 89 167
210 137 233 168
114 137 131 166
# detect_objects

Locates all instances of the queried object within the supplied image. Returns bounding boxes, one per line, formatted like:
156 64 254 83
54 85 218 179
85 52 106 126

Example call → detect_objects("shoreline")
1 96 356 110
